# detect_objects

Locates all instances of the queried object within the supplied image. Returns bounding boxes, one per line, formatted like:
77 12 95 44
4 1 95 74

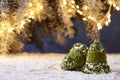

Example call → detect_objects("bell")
82 40 110 74
61 43 88 70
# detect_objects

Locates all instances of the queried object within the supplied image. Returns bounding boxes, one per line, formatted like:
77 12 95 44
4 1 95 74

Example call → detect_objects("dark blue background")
24 12 120 53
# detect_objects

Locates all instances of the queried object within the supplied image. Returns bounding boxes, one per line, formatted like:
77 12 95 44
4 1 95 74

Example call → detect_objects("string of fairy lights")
67 0 120 30
16 0 46 34
0 0 45 33
0 0 47 54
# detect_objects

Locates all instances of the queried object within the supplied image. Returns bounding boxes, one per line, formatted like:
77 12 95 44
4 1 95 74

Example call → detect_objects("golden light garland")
15 0 47 34
0 0 48 54
69 0 120 30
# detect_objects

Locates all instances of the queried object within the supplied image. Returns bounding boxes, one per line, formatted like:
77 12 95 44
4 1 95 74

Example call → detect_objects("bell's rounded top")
72 43 88 57
89 40 105 53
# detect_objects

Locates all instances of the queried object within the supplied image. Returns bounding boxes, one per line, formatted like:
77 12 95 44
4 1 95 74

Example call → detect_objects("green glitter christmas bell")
82 40 110 74
61 43 88 70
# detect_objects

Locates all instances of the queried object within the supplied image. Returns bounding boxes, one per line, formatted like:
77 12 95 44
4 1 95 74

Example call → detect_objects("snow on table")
0 53 120 80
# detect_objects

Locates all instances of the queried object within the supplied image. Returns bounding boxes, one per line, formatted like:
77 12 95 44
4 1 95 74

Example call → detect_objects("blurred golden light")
97 23 102 30
76 5 79 9
116 6 120 11
28 3 33 7
71 0 75 4
83 18 87 21
63 0 67 5
77 10 83 15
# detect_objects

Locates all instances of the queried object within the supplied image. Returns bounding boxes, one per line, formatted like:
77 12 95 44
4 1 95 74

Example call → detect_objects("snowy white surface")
0 53 120 80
